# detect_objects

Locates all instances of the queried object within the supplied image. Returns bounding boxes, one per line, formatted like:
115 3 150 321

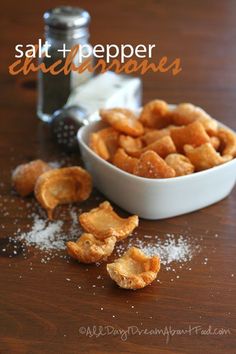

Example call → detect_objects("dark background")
0 1 236 353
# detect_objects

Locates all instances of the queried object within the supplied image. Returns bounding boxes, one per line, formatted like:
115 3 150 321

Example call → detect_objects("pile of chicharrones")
11 160 159 290
89 100 236 178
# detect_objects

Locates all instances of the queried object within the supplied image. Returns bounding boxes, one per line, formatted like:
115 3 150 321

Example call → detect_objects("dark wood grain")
0 1 236 353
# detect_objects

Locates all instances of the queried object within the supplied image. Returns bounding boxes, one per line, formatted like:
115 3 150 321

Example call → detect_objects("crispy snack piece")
165 153 194 176
35 167 92 219
12 159 52 197
141 126 174 145
79 201 139 240
106 247 160 289
184 143 232 171
90 132 109 160
100 108 144 137
89 127 119 161
131 136 176 158
67 233 116 264
119 135 143 155
170 120 210 152
171 103 218 134
218 127 236 157
210 136 221 151
113 148 139 174
133 151 176 179
139 99 172 129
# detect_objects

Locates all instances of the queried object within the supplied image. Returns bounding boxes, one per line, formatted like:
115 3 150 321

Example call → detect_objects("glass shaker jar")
37 6 93 122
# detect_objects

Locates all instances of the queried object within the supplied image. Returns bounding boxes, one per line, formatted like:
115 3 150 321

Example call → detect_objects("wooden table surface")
0 1 236 353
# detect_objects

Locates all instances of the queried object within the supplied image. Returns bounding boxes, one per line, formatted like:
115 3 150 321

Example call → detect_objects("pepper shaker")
51 71 142 151
37 6 93 122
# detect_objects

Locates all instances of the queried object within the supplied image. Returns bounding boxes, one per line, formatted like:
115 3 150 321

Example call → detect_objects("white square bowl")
77 118 236 220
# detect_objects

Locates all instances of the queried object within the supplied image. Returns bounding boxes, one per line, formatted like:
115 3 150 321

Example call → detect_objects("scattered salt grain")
144 235 152 239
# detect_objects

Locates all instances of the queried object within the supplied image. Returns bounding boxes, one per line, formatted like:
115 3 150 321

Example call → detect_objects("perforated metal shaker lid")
44 6 90 30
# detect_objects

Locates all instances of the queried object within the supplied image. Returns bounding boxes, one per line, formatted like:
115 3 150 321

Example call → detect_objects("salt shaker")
37 6 93 122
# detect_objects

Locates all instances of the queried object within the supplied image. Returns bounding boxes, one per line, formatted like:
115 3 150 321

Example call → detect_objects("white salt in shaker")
51 71 142 151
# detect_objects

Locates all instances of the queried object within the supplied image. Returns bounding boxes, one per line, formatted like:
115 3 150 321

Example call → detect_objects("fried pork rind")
141 126 174 145
35 167 92 219
139 99 172 129
106 247 160 289
100 108 144 137
67 233 116 264
217 127 236 157
133 151 176 179
89 127 119 161
171 103 218 134
12 160 52 197
90 132 109 160
170 120 210 152
113 148 139 174
79 201 139 240
184 143 232 171
119 135 143 155
165 153 194 176
210 136 221 151
131 136 176 158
